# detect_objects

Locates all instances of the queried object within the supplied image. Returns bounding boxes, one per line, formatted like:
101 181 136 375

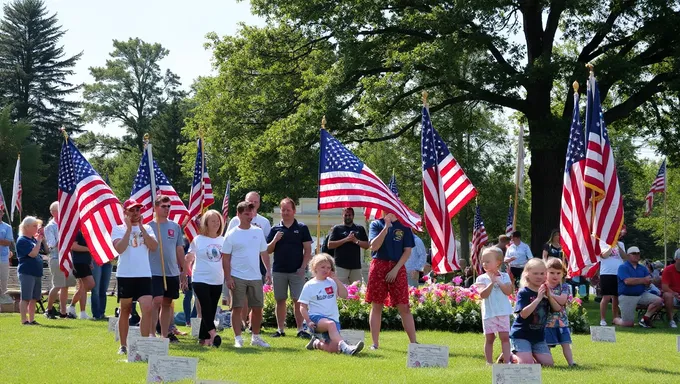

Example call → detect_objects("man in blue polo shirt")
0 209 14 303
266 197 312 338
614 246 663 328
366 212 418 350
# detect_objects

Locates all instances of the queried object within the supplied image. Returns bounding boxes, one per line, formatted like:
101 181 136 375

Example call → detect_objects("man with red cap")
112 199 159 355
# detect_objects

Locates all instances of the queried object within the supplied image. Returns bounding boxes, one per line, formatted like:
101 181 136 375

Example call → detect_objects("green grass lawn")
1 297 679 383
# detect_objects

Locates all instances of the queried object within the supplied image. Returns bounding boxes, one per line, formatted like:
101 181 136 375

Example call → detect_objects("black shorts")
600 274 618 296
72 263 93 279
151 275 180 299
117 277 153 301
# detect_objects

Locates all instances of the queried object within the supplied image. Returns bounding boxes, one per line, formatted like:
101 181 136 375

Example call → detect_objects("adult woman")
185 210 225 347
598 238 627 326
16 216 46 325
542 230 562 261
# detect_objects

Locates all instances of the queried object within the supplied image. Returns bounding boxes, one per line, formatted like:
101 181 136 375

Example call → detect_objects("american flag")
471 205 488 275
421 106 476 273
222 180 231 224
131 145 198 242
58 138 124 275
364 172 399 221
318 129 422 230
560 90 596 276
10 155 21 220
583 72 624 254
505 201 514 236
188 138 214 218
644 159 666 216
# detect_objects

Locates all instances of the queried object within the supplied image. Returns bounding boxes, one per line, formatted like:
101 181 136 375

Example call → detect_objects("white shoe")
234 337 243 348
599 320 607 326
67 306 76 316
79 311 89 320
670 320 677 328
251 337 270 348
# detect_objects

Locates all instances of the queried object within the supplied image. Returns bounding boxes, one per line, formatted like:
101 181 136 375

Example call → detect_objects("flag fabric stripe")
560 90 597 276
58 139 124 277
364 173 399 221
471 205 488 275
222 180 231 224
644 160 666 216
421 106 477 273
188 138 214 217
10 157 21 220
318 129 422 231
505 203 514 236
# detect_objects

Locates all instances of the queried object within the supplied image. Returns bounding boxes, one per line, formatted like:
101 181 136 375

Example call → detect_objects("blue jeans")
90 262 112 318
183 276 197 323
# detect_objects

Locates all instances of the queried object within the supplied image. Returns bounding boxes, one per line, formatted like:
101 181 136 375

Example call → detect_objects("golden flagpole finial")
60 126 68 142
321 116 326 130
143 133 150 149
422 91 429 106
573 81 579 94
585 63 594 73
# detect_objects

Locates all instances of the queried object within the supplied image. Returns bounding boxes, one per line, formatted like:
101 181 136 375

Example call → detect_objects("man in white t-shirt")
504 231 533 288
223 201 272 348
112 199 159 355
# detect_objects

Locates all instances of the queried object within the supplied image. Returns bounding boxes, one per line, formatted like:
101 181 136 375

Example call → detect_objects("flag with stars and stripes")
364 171 400 221
560 89 596 276
318 129 422 231
644 159 666 216
471 205 488 275
222 180 230 225
131 145 198 241
583 72 624 255
421 106 476 273
505 201 514 236
58 138 124 276
188 138 214 218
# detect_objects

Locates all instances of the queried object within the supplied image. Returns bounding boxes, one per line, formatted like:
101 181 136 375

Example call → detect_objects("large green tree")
194 1 680 252
0 0 81 211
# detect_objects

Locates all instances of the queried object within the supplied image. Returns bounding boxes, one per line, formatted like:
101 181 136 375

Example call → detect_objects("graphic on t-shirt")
252 223 262 229
315 287 335 301
206 244 222 262
130 232 145 247
167 229 175 238
393 229 404 241
529 294 548 329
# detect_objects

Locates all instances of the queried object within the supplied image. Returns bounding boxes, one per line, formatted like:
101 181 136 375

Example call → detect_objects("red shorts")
365 259 409 307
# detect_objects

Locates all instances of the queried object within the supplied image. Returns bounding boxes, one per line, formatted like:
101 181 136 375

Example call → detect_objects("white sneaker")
234 337 243 348
67 306 76 317
670 320 677 328
599 320 607 326
79 311 89 320
251 337 270 348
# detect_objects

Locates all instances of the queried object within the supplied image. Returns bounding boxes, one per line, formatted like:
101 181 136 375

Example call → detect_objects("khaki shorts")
335 266 362 285
49 258 76 289
272 272 304 301
618 292 662 323
231 277 264 308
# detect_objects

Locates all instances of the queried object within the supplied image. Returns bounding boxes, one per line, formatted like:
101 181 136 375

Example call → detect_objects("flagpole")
664 159 668 266
473 197 478 282
512 127 521 231
508 195 513 233
144 134 167 291
316 116 326 255
199 130 205 215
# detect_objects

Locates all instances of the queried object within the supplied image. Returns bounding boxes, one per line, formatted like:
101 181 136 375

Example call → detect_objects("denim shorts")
510 338 551 355
310 314 341 341
19 274 42 301
545 326 572 346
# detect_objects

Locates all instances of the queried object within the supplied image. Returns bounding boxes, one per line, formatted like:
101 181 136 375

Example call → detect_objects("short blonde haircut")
520 258 547 288
19 216 43 236
481 247 503 263
309 253 335 277
49 201 59 213
200 209 224 236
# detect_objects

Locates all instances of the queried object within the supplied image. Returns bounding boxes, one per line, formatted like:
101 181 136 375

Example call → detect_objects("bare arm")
624 277 650 286
0 239 11 246
113 228 132 254
260 251 271 273
542 250 549 261
369 226 390 251
176 246 185 273
519 295 544 319
27 240 43 258
71 243 90 253
333 276 348 299
222 253 233 288
300 303 312 326
300 241 312 272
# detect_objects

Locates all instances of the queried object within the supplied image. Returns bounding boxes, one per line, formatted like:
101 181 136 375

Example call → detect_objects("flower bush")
262 280 589 334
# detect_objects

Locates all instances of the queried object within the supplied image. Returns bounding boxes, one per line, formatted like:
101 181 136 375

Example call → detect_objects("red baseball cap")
123 199 143 211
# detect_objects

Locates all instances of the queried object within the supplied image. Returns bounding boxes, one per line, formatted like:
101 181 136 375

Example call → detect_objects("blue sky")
2 0 263 136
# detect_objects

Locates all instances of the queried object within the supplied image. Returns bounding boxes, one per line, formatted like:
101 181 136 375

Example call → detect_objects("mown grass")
0 297 678 383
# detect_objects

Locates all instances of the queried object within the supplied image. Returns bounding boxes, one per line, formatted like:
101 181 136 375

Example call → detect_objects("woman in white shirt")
185 210 226 347
599 239 627 326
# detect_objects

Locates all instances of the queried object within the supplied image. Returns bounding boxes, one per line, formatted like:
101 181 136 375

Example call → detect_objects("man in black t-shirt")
67 231 95 319
328 208 369 284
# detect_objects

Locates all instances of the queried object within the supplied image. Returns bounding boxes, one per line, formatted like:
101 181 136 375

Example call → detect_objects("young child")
509 258 561 366
545 258 576 366
475 247 514 364
299 253 364 356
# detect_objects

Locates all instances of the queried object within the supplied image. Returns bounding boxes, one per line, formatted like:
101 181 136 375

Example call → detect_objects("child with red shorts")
366 213 418 350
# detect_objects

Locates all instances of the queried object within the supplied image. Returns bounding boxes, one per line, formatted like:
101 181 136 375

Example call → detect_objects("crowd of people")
1 193 679 366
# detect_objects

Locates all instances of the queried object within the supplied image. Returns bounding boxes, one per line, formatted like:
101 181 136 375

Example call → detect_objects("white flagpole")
145 134 167 291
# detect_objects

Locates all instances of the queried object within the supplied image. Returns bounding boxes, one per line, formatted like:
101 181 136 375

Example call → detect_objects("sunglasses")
630 252 641 255
160 205 171 209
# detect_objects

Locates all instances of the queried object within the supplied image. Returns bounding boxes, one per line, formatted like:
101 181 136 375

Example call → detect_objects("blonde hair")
481 246 503 264
200 209 224 236
309 253 335 277
49 201 59 213
19 216 43 236
546 258 567 280
520 258 547 288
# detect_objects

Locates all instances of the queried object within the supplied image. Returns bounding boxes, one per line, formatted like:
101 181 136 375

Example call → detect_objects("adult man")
366 212 417 349
405 233 427 287
112 199 158 354
614 246 663 328
327 207 369 284
661 252 680 328
223 201 272 348
266 198 312 338
0 209 14 304
43 202 76 318
66 230 96 319
148 195 186 342
504 231 533 287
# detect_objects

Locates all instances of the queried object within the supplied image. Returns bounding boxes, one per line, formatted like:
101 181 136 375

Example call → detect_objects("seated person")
613 247 663 328
661 252 680 328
